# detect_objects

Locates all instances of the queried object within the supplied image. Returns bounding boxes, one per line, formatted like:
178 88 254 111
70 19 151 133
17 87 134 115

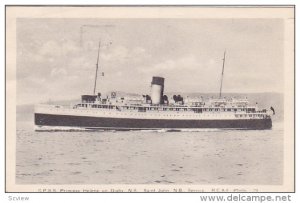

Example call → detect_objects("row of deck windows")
77 104 255 113
61 107 266 118
235 114 265 118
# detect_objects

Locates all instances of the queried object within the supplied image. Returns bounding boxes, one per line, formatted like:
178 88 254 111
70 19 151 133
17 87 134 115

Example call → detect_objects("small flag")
270 106 275 115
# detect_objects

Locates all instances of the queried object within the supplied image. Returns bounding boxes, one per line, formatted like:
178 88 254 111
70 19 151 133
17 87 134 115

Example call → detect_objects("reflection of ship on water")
34 44 274 131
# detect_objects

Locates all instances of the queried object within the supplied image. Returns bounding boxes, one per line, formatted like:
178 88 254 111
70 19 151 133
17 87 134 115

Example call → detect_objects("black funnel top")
151 76 165 86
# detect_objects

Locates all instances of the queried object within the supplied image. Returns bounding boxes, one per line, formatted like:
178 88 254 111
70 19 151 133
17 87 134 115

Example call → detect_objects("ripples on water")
16 121 283 185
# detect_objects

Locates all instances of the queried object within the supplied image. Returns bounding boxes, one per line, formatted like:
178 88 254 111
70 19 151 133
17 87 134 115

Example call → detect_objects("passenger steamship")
34 46 273 131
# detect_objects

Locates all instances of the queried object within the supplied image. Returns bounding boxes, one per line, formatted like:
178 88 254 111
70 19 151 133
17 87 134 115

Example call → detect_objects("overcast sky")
17 18 284 105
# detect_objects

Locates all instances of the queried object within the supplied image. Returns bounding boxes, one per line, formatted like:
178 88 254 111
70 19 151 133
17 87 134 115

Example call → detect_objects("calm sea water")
16 121 283 185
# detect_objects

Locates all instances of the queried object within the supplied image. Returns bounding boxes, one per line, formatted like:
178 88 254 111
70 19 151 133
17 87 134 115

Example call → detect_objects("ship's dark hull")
34 113 272 130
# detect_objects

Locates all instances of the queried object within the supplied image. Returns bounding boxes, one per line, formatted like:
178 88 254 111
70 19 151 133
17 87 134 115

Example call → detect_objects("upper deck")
71 96 269 118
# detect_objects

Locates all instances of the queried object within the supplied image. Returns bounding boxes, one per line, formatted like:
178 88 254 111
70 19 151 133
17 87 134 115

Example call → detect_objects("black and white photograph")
5 6 295 192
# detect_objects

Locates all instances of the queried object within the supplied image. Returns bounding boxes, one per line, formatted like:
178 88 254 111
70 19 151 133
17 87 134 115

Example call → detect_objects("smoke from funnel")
151 76 164 105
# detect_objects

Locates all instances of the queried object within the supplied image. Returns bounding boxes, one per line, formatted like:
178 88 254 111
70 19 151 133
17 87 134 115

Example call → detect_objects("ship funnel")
151 76 165 105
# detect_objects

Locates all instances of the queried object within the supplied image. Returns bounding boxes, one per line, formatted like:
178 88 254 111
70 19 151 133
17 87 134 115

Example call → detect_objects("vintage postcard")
6 6 294 192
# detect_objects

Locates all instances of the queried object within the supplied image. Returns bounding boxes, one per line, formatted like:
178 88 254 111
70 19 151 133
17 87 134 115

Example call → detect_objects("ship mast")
219 50 226 98
93 41 101 95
